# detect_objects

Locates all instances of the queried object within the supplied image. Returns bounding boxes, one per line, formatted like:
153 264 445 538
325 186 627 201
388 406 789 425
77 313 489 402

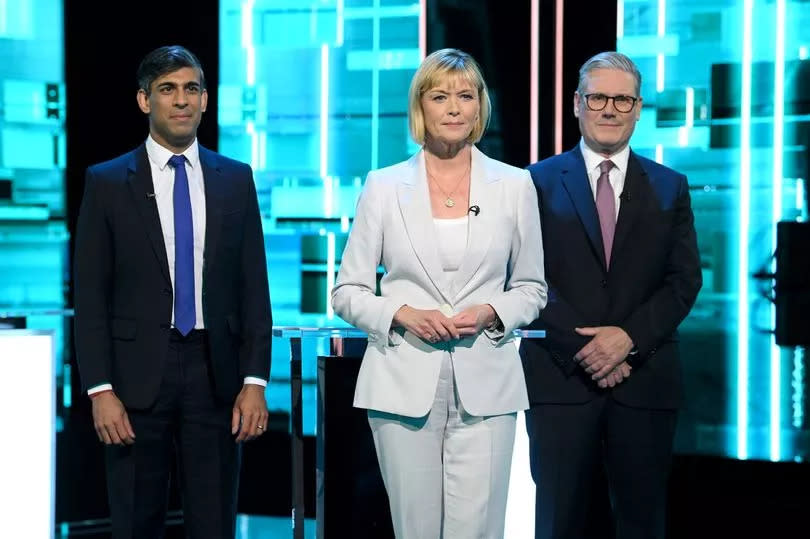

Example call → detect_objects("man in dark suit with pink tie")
520 51 702 539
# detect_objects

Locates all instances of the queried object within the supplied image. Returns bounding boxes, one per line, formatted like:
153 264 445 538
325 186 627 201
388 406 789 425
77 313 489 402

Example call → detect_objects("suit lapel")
450 146 496 299
611 151 647 265
396 151 452 302
199 146 225 271
126 145 171 284
560 148 606 269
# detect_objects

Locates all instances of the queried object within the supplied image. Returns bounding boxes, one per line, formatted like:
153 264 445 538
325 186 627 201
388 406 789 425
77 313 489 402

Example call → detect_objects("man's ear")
573 92 581 119
136 89 151 114
201 88 208 113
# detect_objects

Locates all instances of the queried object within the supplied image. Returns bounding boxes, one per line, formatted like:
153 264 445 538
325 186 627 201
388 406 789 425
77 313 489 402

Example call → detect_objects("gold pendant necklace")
426 161 469 209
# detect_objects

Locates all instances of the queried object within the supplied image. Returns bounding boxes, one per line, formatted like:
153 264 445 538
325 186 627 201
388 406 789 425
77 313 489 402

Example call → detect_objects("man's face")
574 68 641 156
137 66 207 153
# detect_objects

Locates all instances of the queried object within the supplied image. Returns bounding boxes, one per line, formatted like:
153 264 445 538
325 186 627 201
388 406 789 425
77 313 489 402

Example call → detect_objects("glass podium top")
272 327 546 339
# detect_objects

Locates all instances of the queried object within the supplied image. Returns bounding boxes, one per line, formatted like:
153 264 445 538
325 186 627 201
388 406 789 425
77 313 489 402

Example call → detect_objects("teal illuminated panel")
0 0 67 312
618 0 809 462
219 1 421 381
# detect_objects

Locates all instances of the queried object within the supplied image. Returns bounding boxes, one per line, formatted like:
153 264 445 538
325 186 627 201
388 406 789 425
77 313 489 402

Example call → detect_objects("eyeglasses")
583 93 639 113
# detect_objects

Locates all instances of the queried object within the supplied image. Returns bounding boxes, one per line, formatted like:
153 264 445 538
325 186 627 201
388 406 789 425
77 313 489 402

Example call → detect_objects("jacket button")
600 279 608 288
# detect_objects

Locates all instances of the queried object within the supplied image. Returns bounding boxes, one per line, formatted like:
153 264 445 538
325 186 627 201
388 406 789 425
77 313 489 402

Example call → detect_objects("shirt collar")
145 134 200 171
579 138 630 176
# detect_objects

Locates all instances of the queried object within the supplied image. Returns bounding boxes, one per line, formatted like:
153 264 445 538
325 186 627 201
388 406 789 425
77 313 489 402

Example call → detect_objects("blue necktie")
169 154 195 336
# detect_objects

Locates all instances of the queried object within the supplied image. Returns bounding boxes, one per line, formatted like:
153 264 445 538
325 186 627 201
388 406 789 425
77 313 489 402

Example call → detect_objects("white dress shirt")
146 134 207 330
88 136 265 395
580 138 630 220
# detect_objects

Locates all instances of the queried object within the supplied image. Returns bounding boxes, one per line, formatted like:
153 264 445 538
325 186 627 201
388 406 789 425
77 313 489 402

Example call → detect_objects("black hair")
137 45 205 95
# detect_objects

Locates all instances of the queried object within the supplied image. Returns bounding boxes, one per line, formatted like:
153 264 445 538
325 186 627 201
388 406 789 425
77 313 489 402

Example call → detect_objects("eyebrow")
427 88 475 94
156 81 201 89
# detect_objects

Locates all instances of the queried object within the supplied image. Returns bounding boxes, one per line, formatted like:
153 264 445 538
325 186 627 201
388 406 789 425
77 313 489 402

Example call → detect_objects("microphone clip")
468 205 480 216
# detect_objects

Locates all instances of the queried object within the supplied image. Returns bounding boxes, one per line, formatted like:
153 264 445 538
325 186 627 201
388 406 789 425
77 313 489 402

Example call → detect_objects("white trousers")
368 353 517 539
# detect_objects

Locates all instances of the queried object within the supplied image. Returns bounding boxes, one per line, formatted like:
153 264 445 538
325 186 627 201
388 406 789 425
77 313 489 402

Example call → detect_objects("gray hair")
577 51 641 96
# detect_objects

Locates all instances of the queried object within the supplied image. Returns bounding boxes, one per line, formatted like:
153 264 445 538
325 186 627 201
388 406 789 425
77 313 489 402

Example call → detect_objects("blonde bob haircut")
408 48 491 145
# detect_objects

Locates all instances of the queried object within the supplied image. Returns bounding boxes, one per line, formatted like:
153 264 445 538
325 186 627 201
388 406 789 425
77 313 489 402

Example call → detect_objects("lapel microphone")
468 205 481 216
147 193 156 199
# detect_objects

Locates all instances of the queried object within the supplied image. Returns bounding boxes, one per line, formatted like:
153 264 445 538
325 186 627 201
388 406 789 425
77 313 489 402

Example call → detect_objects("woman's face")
420 74 479 145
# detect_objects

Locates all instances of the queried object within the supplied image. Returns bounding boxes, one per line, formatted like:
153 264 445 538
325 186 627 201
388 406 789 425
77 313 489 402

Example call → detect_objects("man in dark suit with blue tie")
520 51 702 539
73 45 272 538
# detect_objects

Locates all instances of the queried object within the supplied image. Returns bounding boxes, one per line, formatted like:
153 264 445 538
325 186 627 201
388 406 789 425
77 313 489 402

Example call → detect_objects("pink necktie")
596 160 616 267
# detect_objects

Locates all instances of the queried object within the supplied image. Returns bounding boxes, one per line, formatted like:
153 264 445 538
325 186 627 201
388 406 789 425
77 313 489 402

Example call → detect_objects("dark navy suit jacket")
74 144 272 409
520 145 701 409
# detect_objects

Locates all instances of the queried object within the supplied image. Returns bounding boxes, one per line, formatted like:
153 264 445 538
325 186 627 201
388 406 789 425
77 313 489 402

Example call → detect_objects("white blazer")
332 146 547 417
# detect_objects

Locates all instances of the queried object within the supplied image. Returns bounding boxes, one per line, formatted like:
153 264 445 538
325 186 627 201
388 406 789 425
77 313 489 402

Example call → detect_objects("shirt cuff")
243 376 267 387
87 383 113 396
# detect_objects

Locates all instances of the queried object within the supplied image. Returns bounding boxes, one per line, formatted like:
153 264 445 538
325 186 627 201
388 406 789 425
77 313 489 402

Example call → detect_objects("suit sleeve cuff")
87 383 113 396
243 376 268 387
482 307 506 341
381 301 406 346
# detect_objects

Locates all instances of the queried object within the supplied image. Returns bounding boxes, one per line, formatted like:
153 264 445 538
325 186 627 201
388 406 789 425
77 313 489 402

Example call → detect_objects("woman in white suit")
332 48 547 538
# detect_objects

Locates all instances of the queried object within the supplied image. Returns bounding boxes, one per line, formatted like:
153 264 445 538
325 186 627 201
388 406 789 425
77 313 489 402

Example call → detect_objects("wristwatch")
487 314 504 332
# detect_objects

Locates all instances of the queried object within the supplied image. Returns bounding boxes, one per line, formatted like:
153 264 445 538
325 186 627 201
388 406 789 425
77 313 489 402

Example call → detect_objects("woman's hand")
393 305 460 343
451 304 497 337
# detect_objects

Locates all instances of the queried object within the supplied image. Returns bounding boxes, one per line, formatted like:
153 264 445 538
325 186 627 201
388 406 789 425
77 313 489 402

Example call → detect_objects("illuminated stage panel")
616 0 809 463
0 330 55 538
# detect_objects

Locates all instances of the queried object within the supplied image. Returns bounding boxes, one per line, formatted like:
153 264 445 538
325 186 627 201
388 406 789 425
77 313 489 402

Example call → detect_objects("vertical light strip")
62 363 71 409
336 0 344 46
617 0 624 39
655 144 663 164
677 86 695 147
530 0 539 164
241 0 256 86
656 0 666 93
737 0 754 461
685 87 694 128
656 55 665 93
246 119 258 170
792 347 805 428
419 0 427 59
246 48 255 87
320 44 330 179
371 0 380 170
242 0 257 168
326 233 336 318
554 0 564 155
770 0 786 462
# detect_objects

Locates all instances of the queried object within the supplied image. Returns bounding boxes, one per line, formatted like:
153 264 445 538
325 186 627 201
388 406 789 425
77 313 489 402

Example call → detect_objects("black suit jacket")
73 144 272 409
520 146 701 409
